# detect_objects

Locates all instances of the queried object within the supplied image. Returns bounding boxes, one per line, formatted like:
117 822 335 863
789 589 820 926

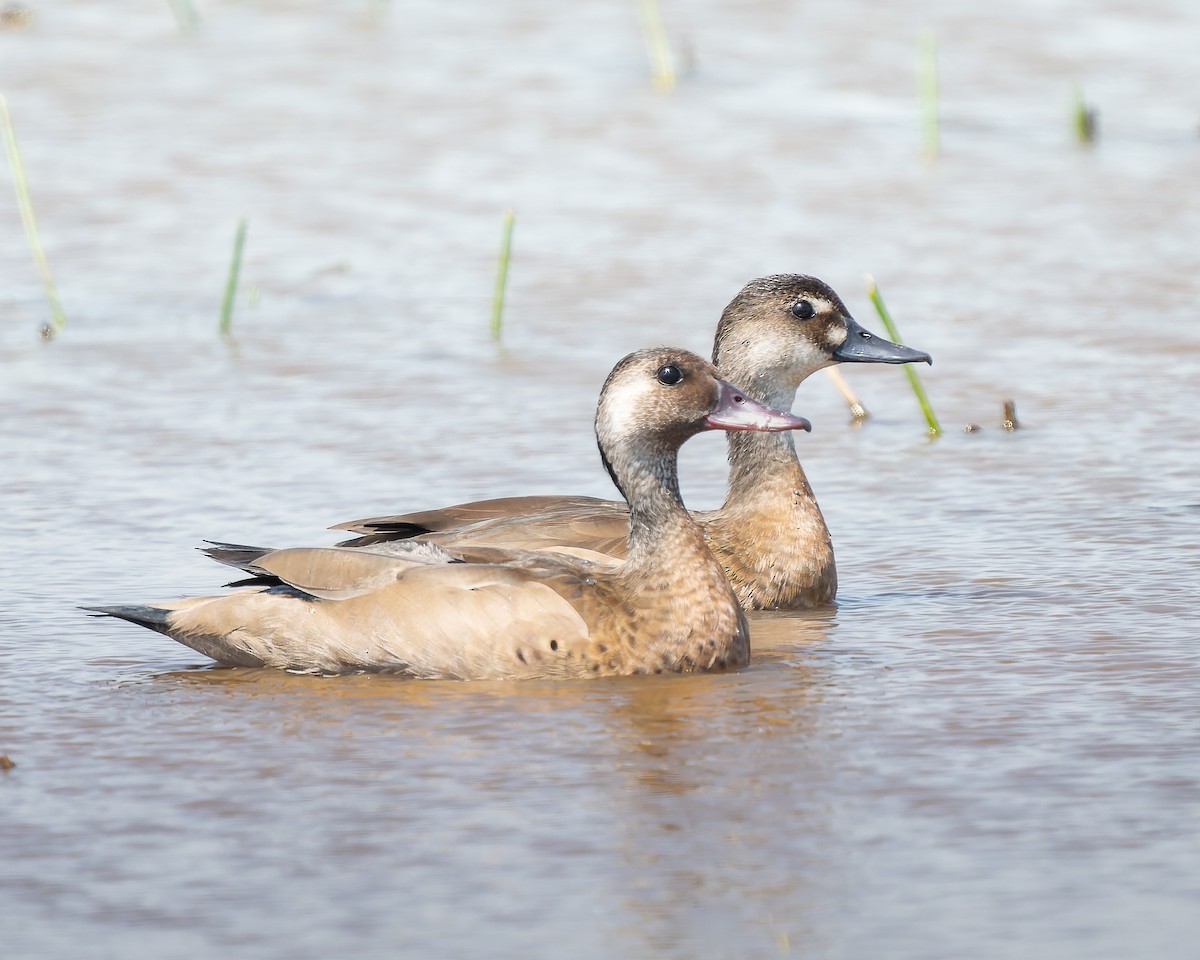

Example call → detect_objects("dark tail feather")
335 524 430 548
200 541 274 572
82 604 174 637
198 543 285 588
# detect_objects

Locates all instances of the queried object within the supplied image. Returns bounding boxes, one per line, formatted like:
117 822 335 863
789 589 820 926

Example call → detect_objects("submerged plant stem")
866 275 941 436
490 208 515 342
219 219 248 337
1 95 66 336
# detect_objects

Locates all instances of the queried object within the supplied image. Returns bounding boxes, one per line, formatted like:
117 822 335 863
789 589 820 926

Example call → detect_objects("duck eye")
791 300 816 320
656 364 684 386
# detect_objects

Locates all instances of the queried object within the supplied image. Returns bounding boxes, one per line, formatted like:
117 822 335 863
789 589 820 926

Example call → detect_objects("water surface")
2 2 1198 958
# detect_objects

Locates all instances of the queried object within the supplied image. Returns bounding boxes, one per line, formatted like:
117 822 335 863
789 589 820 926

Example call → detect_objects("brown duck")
334 275 932 610
86 349 811 678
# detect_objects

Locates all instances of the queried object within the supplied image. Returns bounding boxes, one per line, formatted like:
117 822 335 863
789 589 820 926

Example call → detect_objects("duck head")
595 348 811 502
713 274 932 408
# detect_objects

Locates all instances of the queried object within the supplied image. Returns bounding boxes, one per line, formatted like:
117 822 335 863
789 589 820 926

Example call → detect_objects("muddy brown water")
2 2 1198 958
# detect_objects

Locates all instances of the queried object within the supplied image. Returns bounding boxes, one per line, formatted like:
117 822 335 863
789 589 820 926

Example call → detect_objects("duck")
332 275 932 610
86 348 812 679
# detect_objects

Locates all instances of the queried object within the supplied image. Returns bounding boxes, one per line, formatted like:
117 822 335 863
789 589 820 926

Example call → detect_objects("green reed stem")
1 95 66 337
866 275 941 436
1071 84 1097 144
219 218 248 337
637 0 676 92
490 208 515 342
166 0 201 34
919 32 939 157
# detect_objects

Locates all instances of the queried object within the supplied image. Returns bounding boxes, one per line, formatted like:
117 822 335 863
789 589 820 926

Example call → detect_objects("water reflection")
132 619 840 954
602 654 839 952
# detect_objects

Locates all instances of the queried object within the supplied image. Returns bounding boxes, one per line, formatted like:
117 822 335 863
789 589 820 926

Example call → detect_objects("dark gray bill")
833 317 933 365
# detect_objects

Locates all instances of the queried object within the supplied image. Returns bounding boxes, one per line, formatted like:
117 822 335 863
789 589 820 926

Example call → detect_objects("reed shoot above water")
637 0 676 92
866 275 941 436
919 32 939 157
490 208 515 342
219 218 248 337
1072 84 1098 144
824 367 869 422
1 94 66 338
165 0 201 34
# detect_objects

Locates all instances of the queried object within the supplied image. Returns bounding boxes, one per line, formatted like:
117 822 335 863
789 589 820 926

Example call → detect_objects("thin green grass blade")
166 0 201 34
1 94 66 337
919 32 939 157
490 208 515 342
866 275 941 436
219 218 248 337
1071 84 1097 144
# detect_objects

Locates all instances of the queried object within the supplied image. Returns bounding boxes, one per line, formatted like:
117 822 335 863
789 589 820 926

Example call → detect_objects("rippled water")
2 2 1198 958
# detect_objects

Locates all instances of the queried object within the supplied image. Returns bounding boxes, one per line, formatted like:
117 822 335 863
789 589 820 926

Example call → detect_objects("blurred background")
2 2 1198 958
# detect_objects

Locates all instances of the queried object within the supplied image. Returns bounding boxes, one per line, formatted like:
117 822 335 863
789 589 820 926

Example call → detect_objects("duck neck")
603 442 711 573
724 428 804 499
606 432 750 671
619 447 689 552
716 375 811 510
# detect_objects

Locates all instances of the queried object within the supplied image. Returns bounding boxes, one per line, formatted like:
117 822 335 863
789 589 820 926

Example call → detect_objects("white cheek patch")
598 376 655 439
787 339 828 369
825 324 848 349
738 334 791 373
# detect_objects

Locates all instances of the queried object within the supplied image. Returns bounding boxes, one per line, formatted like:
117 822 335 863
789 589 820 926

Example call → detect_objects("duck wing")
123 550 605 679
199 540 463 591
332 495 633 558
216 544 468 600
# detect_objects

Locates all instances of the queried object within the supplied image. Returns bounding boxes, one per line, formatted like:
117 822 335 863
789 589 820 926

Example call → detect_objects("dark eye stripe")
656 364 684 386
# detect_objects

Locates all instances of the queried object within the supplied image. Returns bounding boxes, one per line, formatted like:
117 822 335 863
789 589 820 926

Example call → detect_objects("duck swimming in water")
87 348 811 679
333 275 932 610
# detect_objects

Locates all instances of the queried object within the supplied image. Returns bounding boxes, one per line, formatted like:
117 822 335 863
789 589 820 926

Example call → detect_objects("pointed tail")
81 604 174 637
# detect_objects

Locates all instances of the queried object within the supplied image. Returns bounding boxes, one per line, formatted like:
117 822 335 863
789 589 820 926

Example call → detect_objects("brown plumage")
86 349 811 679
334 275 932 610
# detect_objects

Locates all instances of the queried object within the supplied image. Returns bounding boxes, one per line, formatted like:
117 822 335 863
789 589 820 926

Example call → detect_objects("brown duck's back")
333 484 837 611
336 495 633 558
